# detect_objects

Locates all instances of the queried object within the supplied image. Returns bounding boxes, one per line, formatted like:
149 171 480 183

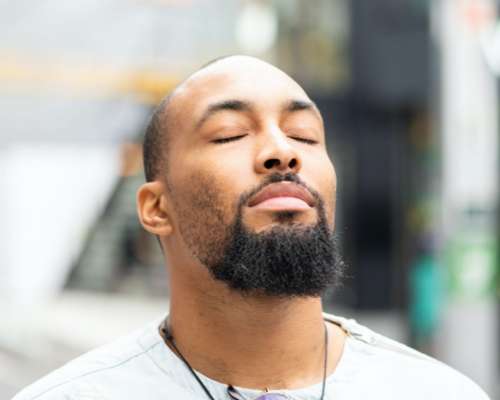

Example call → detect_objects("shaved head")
142 55 314 183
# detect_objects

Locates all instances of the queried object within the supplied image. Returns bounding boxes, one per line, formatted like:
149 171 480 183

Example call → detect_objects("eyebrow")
284 99 316 112
195 98 321 129
196 99 253 129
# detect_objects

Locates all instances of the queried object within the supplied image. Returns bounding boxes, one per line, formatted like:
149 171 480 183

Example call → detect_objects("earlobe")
136 181 173 237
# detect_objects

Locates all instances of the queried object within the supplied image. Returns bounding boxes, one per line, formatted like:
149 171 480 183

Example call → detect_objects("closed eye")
290 136 318 145
211 134 247 144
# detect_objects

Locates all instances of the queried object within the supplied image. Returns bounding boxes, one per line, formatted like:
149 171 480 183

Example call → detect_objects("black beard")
206 175 345 298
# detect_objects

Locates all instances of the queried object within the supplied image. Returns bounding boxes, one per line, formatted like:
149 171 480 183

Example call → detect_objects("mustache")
237 172 323 209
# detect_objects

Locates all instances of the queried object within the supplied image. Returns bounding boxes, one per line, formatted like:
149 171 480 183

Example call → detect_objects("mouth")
247 182 315 211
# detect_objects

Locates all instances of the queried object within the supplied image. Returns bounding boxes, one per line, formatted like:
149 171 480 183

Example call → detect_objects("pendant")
227 384 291 400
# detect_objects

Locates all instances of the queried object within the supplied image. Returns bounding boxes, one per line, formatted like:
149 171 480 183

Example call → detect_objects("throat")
165 293 345 391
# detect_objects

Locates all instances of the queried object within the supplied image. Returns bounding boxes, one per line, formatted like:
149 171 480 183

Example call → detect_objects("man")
14 56 489 399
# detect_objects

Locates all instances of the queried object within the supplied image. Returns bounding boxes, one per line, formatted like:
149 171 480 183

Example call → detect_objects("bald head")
143 55 316 182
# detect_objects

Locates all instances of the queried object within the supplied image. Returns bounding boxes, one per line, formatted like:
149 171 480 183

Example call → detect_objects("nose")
254 126 302 174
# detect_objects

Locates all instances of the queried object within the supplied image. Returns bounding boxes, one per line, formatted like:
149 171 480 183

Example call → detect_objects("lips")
247 182 315 208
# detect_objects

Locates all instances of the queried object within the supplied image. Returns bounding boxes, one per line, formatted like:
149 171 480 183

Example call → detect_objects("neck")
167 268 346 390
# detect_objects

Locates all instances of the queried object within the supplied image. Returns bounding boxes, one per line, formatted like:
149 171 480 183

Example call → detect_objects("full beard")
174 173 345 298
209 197 344 298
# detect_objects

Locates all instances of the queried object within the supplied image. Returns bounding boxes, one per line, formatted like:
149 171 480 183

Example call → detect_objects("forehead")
169 57 312 128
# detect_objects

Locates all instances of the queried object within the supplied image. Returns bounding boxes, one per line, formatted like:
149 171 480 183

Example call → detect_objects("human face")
165 57 337 240
156 57 339 296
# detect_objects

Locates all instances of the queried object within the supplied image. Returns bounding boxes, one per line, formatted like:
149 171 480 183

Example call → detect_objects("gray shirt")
13 313 490 399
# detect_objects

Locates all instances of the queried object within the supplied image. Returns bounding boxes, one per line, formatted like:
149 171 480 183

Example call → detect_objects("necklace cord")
319 323 328 399
161 320 329 400
162 327 217 400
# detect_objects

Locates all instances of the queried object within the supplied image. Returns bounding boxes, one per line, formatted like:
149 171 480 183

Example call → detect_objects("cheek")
308 152 337 224
173 144 254 208
323 174 337 227
329 170 337 227
165 168 238 266
168 164 236 228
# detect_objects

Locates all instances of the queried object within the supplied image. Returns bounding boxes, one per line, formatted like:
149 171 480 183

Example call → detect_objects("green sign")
445 233 498 301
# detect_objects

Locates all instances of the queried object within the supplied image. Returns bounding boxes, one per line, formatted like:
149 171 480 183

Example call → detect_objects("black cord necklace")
161 321 329 400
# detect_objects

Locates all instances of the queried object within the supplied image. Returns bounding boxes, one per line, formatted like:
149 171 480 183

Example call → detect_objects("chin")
272 208 318 223
271 211 310 224
250 218 316 236
242 206 318 233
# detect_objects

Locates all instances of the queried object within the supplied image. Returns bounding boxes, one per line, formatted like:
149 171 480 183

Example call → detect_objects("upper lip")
247 182 315 207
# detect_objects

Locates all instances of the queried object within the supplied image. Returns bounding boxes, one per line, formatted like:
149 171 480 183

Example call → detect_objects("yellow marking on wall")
0 54 179 104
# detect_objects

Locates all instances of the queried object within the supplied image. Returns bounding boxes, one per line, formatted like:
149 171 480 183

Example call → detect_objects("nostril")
264 159 280 169
289 159 297 169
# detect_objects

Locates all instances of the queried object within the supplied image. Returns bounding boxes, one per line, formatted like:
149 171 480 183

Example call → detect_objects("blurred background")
0 0 499 398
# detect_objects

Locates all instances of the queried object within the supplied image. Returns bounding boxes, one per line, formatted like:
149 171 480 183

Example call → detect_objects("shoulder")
12 379 97 400
325 312 491 399
11 317 174 400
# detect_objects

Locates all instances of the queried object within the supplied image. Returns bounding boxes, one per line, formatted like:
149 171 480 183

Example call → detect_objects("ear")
136 181 173 237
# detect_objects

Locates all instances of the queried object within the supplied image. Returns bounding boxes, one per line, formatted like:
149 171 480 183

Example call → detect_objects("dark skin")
137 56 347 390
